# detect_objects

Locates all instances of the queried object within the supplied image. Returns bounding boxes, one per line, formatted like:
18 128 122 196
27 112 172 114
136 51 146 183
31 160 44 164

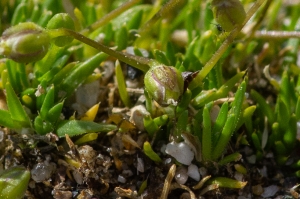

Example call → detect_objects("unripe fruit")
46 13 75 47
0 22 50 63
211 0 246 31
144 65 184 105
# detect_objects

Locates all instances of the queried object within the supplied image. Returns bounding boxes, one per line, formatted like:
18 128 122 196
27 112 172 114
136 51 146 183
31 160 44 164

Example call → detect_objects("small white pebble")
118 175 126 183
75 79 100 108
31 161 56 182
175 166 188 184
261 185 279 198
234 171 243 181
137 158 144 173
72 170 83 185
187 164 200 181
165 141 194 165
164 158 172 165
130 105 149 131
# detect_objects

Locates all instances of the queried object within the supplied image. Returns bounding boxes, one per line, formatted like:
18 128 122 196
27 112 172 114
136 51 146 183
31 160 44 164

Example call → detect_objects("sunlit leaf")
56 120 117 137
5 83 31 127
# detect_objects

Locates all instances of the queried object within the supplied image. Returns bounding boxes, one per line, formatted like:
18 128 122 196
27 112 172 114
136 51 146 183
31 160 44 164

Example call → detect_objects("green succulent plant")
0 0 300 198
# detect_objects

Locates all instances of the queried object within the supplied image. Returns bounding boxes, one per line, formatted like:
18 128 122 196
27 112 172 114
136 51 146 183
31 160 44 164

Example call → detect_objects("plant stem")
189 0 266 90
254 30 300 39
80 0 141 35
48 28 151 73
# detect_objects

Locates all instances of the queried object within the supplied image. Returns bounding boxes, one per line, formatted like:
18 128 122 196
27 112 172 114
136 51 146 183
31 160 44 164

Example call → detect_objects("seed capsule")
0 22 50 63
144 65 184 106
46 13 75 47
211 0 246 31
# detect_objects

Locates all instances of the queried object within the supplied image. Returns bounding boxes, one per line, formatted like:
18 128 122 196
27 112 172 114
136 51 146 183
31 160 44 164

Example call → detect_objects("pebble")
31 160 56 182
165 141 194 165
261 185 279 198
187 164 200 181
175 166 188 184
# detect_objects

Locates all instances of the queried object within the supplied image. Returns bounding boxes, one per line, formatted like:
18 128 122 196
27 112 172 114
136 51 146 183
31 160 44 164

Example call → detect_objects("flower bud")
211 0 246 31
0 22 50 63
144 65 184 106
46 13 75 47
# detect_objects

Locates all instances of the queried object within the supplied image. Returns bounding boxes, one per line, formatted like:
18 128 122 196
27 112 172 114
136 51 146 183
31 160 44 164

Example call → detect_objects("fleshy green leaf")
0 166 30 199
56 120 117 137
202 105 212 161
115 60 131 107
143 141 162 162
143 114 159 137
46 101 64 123
208 177 247 189
6 83 31 127
40 85 55 119
212 102 228 147
60 52 108 97
0 109 19 129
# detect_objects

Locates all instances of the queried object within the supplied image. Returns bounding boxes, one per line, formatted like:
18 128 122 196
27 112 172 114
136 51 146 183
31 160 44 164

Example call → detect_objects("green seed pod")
211 0 246 31
46 13 75 47
0 22 50 63
0 166 30 199
144 65 184 106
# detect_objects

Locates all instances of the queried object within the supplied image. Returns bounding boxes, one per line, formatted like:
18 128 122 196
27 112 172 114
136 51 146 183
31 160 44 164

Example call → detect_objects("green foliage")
46 13 75 46
0 166 30 199
56 120 117 138
0 0 300 196
115 60 131 107
208 177 247 189
5 82 31 128
143 141 162 163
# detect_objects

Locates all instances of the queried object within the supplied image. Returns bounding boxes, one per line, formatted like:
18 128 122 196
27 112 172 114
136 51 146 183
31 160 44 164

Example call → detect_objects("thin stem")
189 0 266 90
254 30 300 39
48 28 151 73
80 0 141 35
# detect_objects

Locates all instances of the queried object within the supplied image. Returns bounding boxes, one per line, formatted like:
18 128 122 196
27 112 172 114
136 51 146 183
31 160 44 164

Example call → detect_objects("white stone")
175 166 188 184
187 164 200 181
137 158 144 173
118 175 126 183
165 141 194 165
261 185 279 198
31 161 56 183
